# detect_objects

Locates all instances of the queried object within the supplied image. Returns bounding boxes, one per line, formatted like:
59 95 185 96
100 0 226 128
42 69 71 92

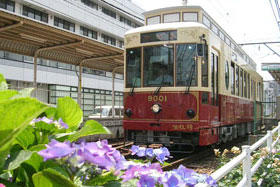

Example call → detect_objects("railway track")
162 147 213 171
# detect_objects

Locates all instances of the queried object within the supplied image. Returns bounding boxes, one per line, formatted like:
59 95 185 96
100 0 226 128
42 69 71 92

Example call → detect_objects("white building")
0 0 144 117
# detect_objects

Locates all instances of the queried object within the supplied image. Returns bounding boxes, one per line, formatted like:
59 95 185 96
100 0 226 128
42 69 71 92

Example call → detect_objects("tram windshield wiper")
185 63 195 94
130 78 137 96
154 73 165 95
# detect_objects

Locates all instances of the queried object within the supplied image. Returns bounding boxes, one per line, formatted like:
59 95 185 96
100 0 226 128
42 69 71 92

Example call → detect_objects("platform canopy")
0 10 124 74
262 63 280 83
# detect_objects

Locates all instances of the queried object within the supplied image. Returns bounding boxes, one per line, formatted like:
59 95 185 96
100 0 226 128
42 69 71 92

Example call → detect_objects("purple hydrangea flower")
130 146 171 163
121 163 163 183
131 145 139 155
138 175 156 187
145 148 154 158
31 117 68 129
38 139 75 161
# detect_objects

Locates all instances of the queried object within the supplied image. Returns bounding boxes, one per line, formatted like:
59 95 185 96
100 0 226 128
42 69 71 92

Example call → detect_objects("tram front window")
126 48 141 88
176 44 197 86
143 45 174 87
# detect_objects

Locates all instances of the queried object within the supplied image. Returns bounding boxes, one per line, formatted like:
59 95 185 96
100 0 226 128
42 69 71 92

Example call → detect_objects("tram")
123 6 263 151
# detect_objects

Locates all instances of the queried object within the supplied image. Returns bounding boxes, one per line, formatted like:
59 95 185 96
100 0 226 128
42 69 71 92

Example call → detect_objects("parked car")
88 106 123 118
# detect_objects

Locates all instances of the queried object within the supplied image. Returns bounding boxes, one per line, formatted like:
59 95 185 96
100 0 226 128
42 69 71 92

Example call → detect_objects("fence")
197 123 280 187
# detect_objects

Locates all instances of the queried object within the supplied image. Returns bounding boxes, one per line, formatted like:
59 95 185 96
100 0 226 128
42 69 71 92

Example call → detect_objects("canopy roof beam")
0 21 23 32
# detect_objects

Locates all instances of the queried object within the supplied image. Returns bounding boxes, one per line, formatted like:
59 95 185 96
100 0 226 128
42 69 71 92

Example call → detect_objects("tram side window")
176 44 197 87
225 61 229 90
252 80 254 99
143 45 174 87
201 45 208 87
240 69 243 97
126 48 141 88
211 52 218 106
230 62 235 94
244 71 247 98
236 66 239 96
248 74 250 99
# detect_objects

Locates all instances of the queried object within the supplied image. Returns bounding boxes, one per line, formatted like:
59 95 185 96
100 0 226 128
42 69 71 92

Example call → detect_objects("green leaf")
85 171 117 186
0 98 49 153
32 168 76 187
45 107 57 119
24 144 46 172
68 120 110 142
56 97 83 131
5 150 34 171
0 90 18 102
11 88 34 99
16 126 36 150
40 160 70 179
0 74 8 91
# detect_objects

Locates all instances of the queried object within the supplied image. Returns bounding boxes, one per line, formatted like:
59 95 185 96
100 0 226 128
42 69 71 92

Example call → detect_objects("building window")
23 6 48 23
120 16 131 26
80 26 97 39
0 0 15 12
120 16 139 28
102 7 116 19
101 34 116 46
118 40 124 48
81 0 98 10
54 17 75 32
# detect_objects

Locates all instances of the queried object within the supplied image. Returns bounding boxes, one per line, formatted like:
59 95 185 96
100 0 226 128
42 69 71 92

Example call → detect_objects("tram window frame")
147 15 161 25
143 45 174 87
240 69 243 97
202 15 210 28
141 30 177 43
244 71 247 98
125 48 142 88
225 60 229 90
183 12 198 22
201 45 208 87
248 74 250 99
176 43 198 87
211 52 219 106
163 12 180 23
236 66 239 96
230 62 235 95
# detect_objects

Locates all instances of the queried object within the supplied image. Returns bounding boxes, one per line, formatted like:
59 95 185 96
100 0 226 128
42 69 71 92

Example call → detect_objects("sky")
131 0 280 81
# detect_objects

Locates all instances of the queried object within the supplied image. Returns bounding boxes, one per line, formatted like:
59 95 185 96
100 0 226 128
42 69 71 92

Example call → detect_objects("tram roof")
262 63 280 83
0 9 124 74
125 22 207 35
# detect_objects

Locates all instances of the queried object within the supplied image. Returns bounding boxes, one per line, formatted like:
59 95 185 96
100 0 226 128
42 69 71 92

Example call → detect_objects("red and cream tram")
123 6 263 151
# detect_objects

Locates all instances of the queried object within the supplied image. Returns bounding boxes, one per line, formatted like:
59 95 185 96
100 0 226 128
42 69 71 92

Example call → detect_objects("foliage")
216 144 280 186
0 74 216 187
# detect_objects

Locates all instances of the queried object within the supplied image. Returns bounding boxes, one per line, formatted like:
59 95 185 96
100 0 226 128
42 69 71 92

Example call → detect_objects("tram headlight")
186 109 196 118
152 104 161 114
125 108 132 117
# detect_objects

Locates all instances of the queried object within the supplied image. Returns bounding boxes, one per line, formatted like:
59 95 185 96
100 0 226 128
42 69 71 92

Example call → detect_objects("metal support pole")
267 130 273 153
78 64 82 107
112 71 115 118
242 145 251 187
33 56 37 97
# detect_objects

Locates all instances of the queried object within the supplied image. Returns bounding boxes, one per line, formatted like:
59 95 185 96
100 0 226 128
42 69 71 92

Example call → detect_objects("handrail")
196 123 280 187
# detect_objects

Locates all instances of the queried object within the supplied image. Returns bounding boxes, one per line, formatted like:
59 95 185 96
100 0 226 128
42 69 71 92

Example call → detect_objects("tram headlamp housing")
152 104 161 114
125 108 132 117
186 109 196 119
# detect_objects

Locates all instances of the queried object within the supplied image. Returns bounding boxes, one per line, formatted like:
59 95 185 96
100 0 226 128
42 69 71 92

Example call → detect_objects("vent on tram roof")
182 0 188 6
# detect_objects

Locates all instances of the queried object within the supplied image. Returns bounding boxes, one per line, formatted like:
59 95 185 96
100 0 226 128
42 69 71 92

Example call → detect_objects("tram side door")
210 49 219 122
